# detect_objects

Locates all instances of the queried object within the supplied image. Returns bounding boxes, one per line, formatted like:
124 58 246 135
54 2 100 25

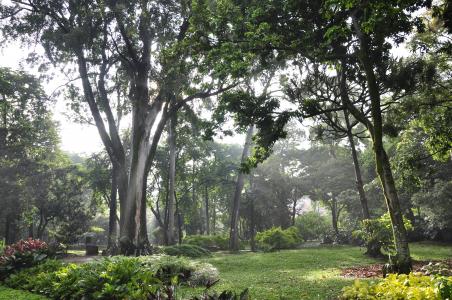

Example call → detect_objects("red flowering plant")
0 238 52 280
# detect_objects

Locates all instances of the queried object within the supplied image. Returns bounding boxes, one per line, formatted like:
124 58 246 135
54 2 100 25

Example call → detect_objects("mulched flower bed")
341 260 452 278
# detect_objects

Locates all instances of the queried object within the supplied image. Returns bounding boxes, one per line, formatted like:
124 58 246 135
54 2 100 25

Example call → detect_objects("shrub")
255 226 302 251
5 259 64 294
184 235 230 251
193 289 249 300
0 238 54 279
3 255 220 300
188 262 220 287
353 213 413 257
295 212 331 241
163 244 211 258
341 273 452 299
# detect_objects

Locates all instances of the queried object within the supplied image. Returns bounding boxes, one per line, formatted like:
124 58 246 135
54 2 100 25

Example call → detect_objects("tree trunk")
4 214 11 244
119 101 166 255
291 199 298 226
205 185 210 235
351 16 412 273
339 62 371 220
175 193 183 245
212 200 216 235
249 174 256 252
28 224 34 239
167 112 177 245
229 125 254 251
344 112 370 219
107 165 118 252
331 196 339 235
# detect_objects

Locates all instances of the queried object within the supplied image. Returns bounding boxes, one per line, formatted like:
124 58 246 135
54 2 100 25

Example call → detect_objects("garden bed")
341 259 452 278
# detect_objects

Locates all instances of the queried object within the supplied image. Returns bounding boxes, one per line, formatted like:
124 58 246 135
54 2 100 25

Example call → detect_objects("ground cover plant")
341 273 452 299
1 255 219 300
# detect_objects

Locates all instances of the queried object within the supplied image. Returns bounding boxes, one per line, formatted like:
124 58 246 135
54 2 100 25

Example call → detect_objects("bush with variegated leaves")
341 272 452 299
0 238 52 279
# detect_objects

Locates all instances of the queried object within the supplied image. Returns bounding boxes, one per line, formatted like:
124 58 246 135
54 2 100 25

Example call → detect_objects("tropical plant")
255 226 302 251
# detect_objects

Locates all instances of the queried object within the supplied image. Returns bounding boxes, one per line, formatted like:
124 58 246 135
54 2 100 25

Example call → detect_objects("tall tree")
208 0 436 272
0 67 58 243
1 0 236 254
229 125 254 251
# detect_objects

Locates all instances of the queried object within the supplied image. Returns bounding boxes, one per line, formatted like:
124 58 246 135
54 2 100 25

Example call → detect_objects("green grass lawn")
181 242 452 300
0 286 48 300
1 242 451 300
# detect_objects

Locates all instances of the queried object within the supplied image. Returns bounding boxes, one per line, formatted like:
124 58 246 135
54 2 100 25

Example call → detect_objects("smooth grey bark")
120 101 167 254
167 111 177 245
107 165 118 251
229 125 254 251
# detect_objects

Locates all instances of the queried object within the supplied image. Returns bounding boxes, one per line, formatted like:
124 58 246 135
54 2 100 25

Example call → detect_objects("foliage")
255 226 302 251
0 239 53 280
295 212 331 241
321 230 354 245
353 213 413 256
0 68 59 244
184 235 230 251
3 255 219 300
0 241 4 255
163 244 211 258
192 289 249 300
412 180 452 239
187 263 220 287
421 262 452 277
4 260 64 294
341 273 452 300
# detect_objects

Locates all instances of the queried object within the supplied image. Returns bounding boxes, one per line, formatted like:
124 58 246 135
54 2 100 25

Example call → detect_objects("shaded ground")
341 259 452 278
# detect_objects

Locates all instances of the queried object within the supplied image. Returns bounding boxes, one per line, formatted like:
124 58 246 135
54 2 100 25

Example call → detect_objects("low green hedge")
183 235 230 251
162 244 211 258
255 226 303 251
3 255 220 300
341 273 452 299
